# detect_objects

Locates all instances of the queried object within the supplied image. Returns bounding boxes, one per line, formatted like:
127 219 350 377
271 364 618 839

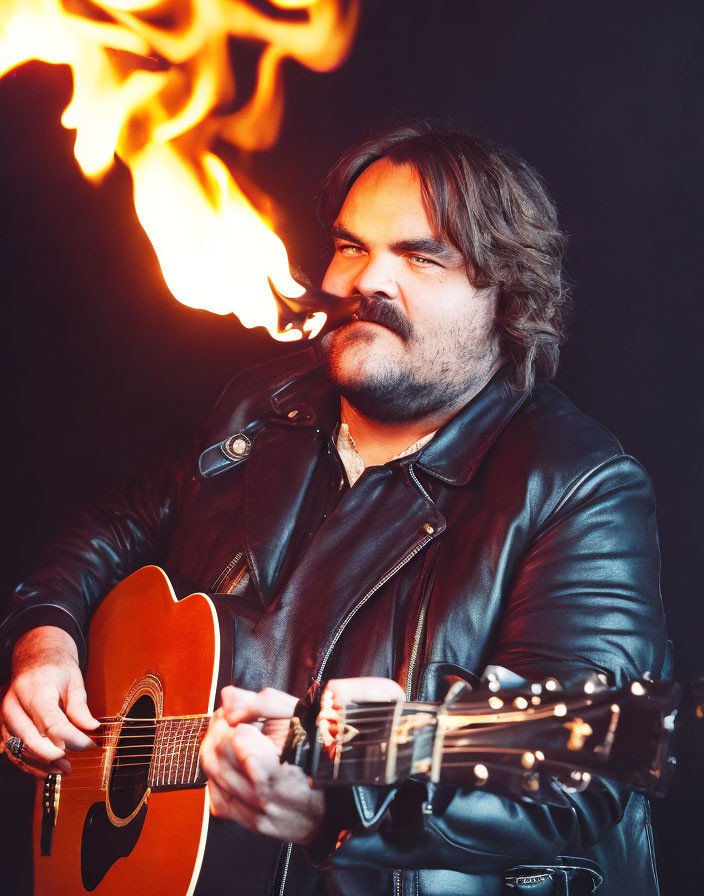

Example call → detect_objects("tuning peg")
485 672 501 693
558 770 592 793
522 772 541 793
473 764 489 784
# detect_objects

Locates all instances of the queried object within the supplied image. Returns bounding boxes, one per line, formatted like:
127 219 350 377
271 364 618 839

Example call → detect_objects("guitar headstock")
434 673 679 800
307 675 679 802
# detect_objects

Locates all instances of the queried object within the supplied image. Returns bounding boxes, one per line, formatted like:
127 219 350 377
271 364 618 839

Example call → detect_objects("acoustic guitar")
1 566 678 895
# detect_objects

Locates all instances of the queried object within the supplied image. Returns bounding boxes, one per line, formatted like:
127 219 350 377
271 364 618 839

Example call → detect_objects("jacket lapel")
416 366 529 485
253 462 445 694
243 422 325 607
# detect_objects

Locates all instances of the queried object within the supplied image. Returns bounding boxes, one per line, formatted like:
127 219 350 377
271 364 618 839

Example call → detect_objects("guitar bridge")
40 772 61 856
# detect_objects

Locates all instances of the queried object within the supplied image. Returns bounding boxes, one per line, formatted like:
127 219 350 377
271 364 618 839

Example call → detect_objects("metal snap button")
221 433 251 461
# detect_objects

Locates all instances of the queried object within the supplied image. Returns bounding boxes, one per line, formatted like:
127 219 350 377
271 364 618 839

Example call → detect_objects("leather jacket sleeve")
330 454 667 873
0 452 191 668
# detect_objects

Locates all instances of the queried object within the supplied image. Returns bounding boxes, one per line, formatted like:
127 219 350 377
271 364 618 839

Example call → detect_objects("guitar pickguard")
81 801 147 891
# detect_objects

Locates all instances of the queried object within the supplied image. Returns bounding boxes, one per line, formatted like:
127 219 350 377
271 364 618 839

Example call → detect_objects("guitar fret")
158 721 164 787
169 720 176 785
184 722 191 784
176 721 182 785
159 720 165 787
162 720 169 786
188 721 198 784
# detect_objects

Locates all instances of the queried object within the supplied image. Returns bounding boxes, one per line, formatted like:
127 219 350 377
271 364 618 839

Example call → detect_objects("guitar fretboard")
148 716 210 788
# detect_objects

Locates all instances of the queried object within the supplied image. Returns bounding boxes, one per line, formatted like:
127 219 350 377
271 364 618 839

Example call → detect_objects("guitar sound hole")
108 694 156 820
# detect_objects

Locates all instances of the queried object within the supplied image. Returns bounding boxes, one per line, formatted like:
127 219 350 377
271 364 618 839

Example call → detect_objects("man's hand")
1 626 99 773
200 686 325 844
200 678 405 845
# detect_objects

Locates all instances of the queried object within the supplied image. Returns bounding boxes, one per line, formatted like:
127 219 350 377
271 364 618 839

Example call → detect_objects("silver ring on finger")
6 735 25 761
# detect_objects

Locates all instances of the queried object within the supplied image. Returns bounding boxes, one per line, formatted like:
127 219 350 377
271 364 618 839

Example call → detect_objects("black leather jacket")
2 350 667 896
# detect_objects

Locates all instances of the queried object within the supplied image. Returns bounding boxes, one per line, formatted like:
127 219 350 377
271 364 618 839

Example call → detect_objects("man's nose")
353 255 400 300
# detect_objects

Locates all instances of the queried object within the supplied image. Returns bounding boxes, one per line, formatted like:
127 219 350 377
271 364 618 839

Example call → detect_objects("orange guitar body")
32 567 221 896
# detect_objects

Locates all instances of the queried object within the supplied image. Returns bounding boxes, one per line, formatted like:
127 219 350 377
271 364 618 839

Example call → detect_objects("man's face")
320 158 501 422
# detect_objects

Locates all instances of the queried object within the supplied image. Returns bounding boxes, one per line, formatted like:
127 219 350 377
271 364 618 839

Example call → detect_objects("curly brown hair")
318 120 571 392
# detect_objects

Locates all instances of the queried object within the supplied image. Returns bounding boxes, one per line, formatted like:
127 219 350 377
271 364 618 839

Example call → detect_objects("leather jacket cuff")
1 606 85 670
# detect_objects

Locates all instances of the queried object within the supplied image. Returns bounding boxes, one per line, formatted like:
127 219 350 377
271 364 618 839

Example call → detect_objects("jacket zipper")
406 584 432 700
275 532 433 896
314 531 434 684
405 464 437 700
211 551 244 593
277 842 293 896
280 463 435 896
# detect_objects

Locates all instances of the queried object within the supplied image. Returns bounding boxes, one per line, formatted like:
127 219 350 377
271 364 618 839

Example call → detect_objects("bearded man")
1 121 667 895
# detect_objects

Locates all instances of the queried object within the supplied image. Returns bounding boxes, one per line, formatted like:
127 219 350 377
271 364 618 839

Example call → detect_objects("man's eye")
337 243 363 256
408 254 435 267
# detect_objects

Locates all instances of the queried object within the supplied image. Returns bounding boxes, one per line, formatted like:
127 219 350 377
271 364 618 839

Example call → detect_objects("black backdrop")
1 1 702 892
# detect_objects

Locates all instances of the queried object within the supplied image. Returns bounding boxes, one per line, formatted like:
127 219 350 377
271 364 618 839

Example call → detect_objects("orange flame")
0 0 359 339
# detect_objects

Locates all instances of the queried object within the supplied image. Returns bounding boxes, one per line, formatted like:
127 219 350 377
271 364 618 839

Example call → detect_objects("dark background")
0 1 701 892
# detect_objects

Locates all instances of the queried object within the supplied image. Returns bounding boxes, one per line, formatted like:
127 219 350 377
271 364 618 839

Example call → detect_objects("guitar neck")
95 677 677 801
305 677 679 798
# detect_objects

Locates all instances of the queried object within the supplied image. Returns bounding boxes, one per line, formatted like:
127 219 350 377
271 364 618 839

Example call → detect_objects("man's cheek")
321 264 349 295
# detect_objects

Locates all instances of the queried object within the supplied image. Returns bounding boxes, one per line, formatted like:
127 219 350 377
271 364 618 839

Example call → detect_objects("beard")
317 296 495 423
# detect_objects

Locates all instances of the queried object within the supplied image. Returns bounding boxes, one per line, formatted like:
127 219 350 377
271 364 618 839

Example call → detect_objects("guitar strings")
64 700 547 742
45 727 546 778
49 717 539 770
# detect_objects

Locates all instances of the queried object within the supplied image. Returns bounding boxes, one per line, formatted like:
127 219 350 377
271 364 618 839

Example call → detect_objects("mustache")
352 295 413 342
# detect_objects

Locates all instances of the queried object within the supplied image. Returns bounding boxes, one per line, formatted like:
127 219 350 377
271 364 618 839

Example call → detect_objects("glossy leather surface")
1 350 667 894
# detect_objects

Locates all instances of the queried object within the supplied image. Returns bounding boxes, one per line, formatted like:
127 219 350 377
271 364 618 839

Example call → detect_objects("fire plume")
0 0 359 338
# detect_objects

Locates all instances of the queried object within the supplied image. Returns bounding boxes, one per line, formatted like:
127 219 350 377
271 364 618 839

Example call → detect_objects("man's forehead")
333 158 445 246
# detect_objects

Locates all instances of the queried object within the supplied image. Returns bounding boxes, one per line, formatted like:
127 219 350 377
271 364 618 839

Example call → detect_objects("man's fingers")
1 691 66 762
200 720 280 808
220 686 298 726
324 677 406 709
200 719 264 812
22 686 95 751
228 722 281 775
207 779 278 837
64 678 100 732
201 717 325 843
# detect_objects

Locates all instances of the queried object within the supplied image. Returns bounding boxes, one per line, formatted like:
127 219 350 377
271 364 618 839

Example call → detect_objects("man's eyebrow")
389 237 458 260
330 224 366 245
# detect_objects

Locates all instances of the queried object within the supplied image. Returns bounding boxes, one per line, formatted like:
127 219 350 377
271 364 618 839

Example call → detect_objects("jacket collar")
414 366 530 485
275 356 529 488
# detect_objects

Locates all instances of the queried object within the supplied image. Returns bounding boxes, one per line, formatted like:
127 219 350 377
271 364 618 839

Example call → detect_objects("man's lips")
348 316 402 340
